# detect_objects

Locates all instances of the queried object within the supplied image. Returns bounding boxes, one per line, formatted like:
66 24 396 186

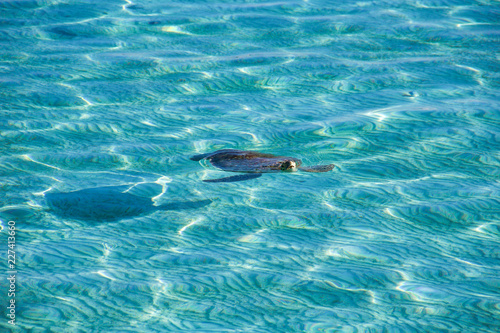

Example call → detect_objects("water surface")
1 0 499 332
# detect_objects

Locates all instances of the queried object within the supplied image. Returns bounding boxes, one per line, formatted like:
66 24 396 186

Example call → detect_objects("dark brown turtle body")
190 149 334 182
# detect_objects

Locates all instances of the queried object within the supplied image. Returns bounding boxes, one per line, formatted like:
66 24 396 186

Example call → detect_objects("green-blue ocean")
1 0 499 332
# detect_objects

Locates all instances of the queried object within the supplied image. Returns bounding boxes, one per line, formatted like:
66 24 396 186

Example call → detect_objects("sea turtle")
45 185 212 221
190 149 335 183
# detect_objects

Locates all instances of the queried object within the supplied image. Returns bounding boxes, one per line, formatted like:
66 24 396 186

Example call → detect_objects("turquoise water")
1 0 500 331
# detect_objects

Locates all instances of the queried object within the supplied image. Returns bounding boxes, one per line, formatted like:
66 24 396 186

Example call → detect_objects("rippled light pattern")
1 0 499 331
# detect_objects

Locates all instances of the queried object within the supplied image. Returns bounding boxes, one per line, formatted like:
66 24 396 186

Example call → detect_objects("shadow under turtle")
45 185 212 222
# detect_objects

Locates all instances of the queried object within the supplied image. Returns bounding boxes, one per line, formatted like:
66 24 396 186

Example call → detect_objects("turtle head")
281 160 297 172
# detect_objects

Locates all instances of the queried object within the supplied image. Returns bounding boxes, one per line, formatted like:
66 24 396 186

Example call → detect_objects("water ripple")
3 0 500 331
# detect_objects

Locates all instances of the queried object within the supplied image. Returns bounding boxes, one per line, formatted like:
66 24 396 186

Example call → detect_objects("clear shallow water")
1 0 500 331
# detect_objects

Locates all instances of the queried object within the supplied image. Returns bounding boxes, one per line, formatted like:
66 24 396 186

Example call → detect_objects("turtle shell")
207 150 302 173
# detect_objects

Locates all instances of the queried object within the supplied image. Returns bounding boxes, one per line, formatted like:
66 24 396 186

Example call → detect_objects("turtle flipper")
203 173 262 183
190 152 214 161
299 164 335 173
